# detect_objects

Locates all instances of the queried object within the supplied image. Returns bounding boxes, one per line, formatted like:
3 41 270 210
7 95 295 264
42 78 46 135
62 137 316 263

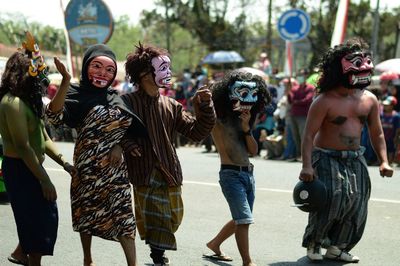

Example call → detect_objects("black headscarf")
63 44 145 136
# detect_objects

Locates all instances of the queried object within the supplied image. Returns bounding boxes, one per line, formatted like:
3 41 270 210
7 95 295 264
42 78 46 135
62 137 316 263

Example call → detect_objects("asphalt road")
0 143 399 266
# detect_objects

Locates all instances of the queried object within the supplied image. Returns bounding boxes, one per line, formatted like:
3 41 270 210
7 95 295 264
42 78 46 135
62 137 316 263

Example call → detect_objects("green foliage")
293 0 400 71
139 20 208 72
107 15 144 61
1 1 399 76
0 13 65 53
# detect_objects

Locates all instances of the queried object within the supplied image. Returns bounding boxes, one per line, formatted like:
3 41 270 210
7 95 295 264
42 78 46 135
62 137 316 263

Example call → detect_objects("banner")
330 0 350 47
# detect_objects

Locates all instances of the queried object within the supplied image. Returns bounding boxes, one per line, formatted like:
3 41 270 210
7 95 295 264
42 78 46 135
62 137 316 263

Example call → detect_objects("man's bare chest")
327 101 370 126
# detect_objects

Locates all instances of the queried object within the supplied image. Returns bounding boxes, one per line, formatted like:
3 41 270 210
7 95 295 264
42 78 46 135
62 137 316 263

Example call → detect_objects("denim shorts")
219 168 255 224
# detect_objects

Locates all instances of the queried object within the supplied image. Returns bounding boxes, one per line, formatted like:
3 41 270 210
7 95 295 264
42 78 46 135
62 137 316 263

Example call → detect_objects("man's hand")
109 144 123 167
129 144 142 157
54 57 71 81
379 162 394 178
239 110 251 132
299 167 314 182
63 162 78 177
192 85 212 115
40 179 57 201
194 86 212 103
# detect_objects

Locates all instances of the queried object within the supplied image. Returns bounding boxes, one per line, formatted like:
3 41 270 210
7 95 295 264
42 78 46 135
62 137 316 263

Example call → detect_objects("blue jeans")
219 169 255 224
283 123 296 159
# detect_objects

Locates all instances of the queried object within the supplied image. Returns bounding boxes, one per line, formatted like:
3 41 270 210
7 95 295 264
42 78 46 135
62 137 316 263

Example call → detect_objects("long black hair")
317 37 370 93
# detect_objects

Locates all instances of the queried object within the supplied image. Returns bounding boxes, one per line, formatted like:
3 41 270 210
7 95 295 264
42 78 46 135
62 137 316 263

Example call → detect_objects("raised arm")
177 86 216 142
48 57 71 113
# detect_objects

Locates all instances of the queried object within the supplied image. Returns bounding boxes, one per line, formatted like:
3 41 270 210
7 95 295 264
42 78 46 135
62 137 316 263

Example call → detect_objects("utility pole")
371 0 380 64
266 0 272 57
164 0 171 52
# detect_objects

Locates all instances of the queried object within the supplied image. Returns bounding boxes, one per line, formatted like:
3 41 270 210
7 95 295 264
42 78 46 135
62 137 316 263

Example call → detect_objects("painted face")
341 51 374 88
229 80 258 112
37 66 50 91
151 55 172 88
87 56 116 88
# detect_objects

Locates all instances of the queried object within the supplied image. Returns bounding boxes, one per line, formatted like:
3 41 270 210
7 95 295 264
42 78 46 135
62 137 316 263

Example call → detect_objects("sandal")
8 255 28 266
325 246 360 263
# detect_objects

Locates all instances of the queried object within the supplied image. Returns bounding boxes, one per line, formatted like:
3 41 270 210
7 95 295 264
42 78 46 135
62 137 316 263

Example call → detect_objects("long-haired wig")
0 51 44 118
211 70 271 128
317 37 370 93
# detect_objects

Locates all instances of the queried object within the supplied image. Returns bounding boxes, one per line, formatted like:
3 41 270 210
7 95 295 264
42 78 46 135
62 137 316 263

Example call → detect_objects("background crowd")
38 53 400 168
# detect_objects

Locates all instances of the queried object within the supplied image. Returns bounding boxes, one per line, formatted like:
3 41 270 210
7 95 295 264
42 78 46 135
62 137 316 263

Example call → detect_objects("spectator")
288 69 315 161
381 96 400 164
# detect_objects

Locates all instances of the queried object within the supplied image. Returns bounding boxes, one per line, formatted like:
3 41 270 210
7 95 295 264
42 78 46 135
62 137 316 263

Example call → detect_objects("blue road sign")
65 0 114 46
277 9 311 42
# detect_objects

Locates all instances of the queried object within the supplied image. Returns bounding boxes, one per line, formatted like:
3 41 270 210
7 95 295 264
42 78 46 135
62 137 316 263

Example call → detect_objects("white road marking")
47 168 400 205
183 180 400 204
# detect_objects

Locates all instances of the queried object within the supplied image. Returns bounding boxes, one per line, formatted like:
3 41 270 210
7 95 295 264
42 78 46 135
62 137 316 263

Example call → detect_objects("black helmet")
293 179 327 212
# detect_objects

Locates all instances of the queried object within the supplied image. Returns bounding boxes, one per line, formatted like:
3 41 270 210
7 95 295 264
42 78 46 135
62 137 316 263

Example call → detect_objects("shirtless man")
299 38 393 263
0 32 75 266
205 70 270 266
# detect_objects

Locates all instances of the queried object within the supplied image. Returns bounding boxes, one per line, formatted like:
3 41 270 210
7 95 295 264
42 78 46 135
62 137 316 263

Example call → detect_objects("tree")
141 0 251 52
290 0 400 72
107 15 143 61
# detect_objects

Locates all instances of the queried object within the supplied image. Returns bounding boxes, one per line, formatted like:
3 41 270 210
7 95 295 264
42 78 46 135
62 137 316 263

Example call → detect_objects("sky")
0 0 156 28
0 0 398 30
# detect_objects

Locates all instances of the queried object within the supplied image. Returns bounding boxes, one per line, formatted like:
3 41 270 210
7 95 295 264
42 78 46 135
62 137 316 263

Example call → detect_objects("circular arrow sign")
277 9 311 42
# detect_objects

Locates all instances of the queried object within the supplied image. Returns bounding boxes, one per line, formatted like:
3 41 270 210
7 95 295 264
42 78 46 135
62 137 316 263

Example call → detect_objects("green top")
0 92 45 162
0 92 68 185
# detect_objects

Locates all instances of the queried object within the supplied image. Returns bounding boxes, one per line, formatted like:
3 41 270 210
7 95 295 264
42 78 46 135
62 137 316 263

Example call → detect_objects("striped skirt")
302 147 371 251
134 168 184 250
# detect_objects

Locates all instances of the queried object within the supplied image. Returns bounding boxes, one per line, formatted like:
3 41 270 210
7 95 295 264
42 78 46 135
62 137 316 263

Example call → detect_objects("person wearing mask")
47 44 144 266
0 32 75 266
121 43 216 266
299 38 393 262
205 70 270 266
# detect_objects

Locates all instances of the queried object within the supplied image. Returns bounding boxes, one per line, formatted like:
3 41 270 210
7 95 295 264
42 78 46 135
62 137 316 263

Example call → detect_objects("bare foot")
10 245 28 265
206 241 222 255
243 262 257 266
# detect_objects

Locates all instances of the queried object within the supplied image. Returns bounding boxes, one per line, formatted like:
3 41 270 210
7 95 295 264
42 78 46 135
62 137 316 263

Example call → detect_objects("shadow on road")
269 256 354 265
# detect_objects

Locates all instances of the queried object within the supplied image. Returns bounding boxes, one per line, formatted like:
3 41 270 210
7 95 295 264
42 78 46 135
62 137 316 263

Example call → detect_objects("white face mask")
151 55 172 88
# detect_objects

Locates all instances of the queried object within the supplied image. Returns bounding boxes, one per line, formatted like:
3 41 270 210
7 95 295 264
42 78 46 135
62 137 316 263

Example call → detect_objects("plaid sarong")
134 168 183 250
302 147 371 251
